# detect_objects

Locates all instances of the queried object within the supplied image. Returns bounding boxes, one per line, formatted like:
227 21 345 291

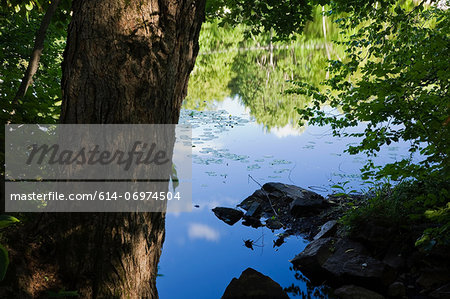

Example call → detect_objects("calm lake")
157 22 411 298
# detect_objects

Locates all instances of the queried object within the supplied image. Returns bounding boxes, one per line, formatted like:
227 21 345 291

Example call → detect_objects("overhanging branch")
12 0 61 105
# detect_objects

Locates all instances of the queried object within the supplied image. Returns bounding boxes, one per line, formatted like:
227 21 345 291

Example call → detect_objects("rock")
292 236 397 291
239 182 327 218
416 270 450 289
284 185 327 217
382 251 405 271
352 220 395 251
212 207 243 226
265 218 283 230
387 282 406 297
334 285 385 299
222 268 289 299
322 238 396 289
263 182 320 201
429 283 450 298
241 216 263 228
290 237 335 282
289 196 327 217
406 250 422 269
245 202 262 218
239 189 271 212
313 220 338 240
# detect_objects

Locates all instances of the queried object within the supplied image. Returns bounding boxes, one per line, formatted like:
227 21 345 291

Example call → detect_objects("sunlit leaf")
0 215 20 229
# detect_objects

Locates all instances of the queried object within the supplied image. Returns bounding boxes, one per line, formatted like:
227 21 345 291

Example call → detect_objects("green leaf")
25 2 34 11
0 215 20 229
331 184 345 191
334 192 347 197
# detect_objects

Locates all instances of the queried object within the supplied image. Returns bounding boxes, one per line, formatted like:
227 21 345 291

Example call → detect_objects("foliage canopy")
0 0 69 124
291 0 449 182
206 0 319 40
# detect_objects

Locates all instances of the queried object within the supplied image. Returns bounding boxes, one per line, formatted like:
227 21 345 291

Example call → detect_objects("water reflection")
185 41 332 132
229 44 328 131
157 97 382 298
157 19 405 298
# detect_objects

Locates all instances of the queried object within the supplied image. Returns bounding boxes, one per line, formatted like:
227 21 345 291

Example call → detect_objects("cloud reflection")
188 223 220 242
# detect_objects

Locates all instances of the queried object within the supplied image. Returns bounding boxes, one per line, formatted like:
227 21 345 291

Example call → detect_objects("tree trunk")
61 0 205 124
1 0 205 298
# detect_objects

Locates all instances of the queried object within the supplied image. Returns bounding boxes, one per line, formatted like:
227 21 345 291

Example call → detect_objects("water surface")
157 24 410 298
157 97 409 298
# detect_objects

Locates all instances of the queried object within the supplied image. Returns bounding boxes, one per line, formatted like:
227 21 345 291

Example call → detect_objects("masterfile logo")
4 124 192 212
26 141 170 170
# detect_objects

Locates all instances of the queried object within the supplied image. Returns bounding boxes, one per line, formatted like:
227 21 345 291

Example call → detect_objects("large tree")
2 0 205 298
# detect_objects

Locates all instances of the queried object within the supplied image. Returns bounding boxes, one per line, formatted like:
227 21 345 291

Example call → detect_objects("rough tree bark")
61 0 204 124
1 0 205 298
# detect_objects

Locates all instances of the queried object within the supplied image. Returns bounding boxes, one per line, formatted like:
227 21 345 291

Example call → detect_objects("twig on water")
248 174 278 217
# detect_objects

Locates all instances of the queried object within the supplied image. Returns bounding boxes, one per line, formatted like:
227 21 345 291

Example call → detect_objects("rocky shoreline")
213 182 450 298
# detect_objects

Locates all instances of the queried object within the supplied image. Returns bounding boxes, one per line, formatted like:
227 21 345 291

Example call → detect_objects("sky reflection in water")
157 97 410 298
